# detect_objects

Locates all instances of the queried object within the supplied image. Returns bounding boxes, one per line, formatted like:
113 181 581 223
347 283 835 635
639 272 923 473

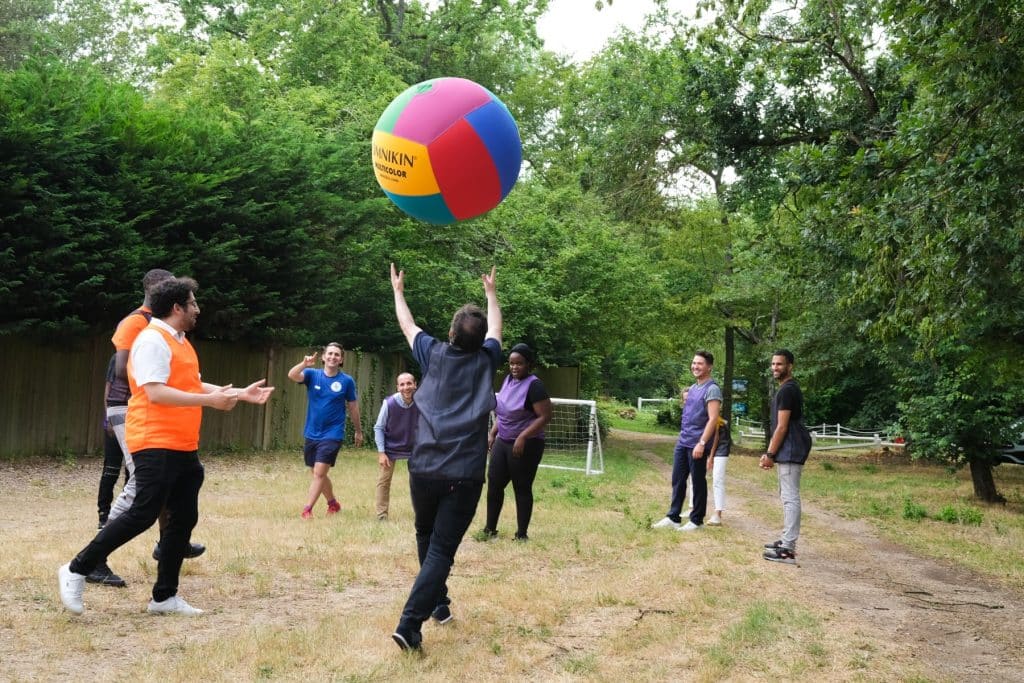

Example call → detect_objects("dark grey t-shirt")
409 332 501 481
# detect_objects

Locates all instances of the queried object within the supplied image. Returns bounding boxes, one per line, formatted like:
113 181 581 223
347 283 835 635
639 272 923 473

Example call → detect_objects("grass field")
2 433 1023 681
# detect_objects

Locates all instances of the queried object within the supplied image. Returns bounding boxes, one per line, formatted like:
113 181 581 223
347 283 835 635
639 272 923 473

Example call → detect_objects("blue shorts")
304 439 342 467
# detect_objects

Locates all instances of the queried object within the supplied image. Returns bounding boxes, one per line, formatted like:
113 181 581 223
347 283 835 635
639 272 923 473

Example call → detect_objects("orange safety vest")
126 324 204 452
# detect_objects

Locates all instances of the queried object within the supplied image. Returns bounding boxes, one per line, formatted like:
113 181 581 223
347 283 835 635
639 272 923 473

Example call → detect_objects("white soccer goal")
539 398 604 475
636 397 674 412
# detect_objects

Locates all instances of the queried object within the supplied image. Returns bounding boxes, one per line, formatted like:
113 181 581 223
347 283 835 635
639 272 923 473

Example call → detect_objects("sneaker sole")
432 614 453 625
763 555 798 565
392 632 421 651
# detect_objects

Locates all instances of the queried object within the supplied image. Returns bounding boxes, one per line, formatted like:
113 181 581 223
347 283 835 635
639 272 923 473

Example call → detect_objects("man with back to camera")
761 349 811 565
651 350 722 532
59 276 274 615
373 372 419 522
388 262 502 652
90 269 205 588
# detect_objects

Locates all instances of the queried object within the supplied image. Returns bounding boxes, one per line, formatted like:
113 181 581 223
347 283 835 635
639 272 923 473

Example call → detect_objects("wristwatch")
698 439 706 446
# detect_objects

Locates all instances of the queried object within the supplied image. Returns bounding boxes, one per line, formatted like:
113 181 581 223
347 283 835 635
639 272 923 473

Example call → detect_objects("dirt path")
615 429 1024 682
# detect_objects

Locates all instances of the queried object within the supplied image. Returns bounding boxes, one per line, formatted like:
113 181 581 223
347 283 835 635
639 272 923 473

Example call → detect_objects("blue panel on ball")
384 189 456 225
465 100 522 199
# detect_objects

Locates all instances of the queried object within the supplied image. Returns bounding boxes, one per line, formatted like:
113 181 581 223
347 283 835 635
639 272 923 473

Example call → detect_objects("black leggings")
485 437 544 537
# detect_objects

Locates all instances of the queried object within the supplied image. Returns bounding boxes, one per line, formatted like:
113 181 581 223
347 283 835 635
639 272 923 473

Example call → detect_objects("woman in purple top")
481 344 553 540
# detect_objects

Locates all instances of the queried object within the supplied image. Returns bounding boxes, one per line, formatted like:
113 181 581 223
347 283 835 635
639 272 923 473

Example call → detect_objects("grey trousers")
777 462 803 551
105 406 137 522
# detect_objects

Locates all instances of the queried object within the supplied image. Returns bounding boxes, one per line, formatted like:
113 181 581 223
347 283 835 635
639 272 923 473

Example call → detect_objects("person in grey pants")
760 349 811 565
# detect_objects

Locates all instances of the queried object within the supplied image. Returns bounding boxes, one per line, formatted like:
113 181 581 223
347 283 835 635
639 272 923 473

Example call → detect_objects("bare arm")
391 263 423 348
348 400 363 447
287 353 317 383
113 349 130 382
512 398 553 456
482 266 502 347
760 409 792 469
692 399 722 460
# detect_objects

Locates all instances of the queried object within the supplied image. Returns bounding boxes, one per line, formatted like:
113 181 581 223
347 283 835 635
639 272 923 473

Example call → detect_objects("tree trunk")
723 325 734 423
968 459 1004 503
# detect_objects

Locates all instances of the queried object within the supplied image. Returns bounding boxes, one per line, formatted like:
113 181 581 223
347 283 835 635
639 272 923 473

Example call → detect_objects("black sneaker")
764 539 783 549
763 545 797 564
86 562 126 587
514 532 529 541
431 603 453 624
391 630 422 652
153 542 206 561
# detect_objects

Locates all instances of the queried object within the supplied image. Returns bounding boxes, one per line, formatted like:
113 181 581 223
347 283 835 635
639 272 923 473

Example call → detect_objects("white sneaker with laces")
678 521 702 532
58 563 86 614
706 513 722 526
147 595 204 616
650 516 682 530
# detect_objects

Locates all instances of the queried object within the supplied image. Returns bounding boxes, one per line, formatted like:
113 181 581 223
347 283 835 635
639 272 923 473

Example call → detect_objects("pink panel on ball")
429 118 501 220
391 78 494 145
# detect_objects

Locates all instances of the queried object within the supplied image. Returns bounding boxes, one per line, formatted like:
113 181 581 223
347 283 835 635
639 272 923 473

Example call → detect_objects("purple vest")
384 393 418 460
678 379 719 448
495 374 543 441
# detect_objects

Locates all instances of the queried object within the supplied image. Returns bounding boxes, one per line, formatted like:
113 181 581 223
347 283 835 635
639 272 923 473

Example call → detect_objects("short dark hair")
509 342 536 364
324 342 344 355
142 268 174 292
773 348 795 364
449 304 487 351
695 349 714 365
150 277 198 318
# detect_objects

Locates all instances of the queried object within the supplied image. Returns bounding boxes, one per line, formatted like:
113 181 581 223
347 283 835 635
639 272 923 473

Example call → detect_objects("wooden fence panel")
0 335 577 458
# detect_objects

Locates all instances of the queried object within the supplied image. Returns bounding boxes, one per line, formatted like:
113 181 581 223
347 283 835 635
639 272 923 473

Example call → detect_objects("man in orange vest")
59 276 274 615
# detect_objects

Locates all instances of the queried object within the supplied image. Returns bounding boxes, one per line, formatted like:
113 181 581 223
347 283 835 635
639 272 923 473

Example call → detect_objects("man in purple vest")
388 262 502 653
651 350 723 532
373 372 419 521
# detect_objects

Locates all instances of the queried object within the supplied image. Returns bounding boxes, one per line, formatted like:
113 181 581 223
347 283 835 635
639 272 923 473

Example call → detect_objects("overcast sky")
536 0 699 61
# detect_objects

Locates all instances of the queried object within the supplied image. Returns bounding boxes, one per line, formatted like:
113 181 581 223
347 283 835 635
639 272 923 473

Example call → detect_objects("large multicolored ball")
372 77 522 224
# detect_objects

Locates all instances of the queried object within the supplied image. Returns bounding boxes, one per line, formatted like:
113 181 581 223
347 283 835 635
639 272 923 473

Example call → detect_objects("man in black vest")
388 263 502 652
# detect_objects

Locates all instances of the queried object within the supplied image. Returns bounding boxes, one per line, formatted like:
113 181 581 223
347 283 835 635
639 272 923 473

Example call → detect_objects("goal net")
539 398 604 475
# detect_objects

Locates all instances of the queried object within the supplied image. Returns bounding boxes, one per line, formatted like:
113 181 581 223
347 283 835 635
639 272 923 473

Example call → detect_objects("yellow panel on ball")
371 130 439 196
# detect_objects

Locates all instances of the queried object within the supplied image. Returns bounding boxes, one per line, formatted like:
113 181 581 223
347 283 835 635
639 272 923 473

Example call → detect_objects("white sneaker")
651 516 682 530
707 514 722 526
147 595 204 616
678 521 702 532
58 563 86 614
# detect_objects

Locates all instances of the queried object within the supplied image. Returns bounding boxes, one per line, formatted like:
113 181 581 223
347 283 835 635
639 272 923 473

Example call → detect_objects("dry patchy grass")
1 438 1020 682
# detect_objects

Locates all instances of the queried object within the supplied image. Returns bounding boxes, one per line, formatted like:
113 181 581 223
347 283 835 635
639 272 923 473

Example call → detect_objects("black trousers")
96 430 126 525
70 448 204 602
485 437 545 537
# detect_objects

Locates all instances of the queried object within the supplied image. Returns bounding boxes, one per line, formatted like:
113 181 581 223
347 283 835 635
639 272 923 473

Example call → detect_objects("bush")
935 505 984 526
902 497 928 521
655 401 682 427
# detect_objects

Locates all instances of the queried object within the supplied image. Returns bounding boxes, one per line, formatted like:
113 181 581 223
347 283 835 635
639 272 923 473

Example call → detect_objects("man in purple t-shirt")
651 350 722 532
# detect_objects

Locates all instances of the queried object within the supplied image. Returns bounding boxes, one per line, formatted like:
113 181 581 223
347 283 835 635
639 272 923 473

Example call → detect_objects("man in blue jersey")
388 263 502 653
288 343 363 518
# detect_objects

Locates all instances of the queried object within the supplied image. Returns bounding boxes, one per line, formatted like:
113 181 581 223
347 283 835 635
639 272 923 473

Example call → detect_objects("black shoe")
431 603 453 625
764 539 783 549
392 630 422 652
152 542 207 561
85 562 126 587
763 545 797 564
473 527 498 542
514 532 529 541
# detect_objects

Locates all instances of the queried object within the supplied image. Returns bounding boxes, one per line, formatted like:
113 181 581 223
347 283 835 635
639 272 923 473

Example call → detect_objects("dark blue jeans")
70 448 204 602
398 475 483 639
667 442 707 525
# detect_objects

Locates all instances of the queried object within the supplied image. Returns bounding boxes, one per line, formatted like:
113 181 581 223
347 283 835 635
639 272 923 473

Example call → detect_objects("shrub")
902 497 928 521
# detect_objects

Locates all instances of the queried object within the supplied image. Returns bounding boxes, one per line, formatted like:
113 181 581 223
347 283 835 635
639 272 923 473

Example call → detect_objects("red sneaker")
301 507 313 519
326 500 341 515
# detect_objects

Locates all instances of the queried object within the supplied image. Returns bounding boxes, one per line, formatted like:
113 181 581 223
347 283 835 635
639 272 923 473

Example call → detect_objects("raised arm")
482 266 502 347
287 352 317 383
391 263 423 348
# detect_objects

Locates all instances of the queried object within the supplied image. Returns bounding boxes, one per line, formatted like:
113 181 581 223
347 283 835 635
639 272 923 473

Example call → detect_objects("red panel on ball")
428 118 501 220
